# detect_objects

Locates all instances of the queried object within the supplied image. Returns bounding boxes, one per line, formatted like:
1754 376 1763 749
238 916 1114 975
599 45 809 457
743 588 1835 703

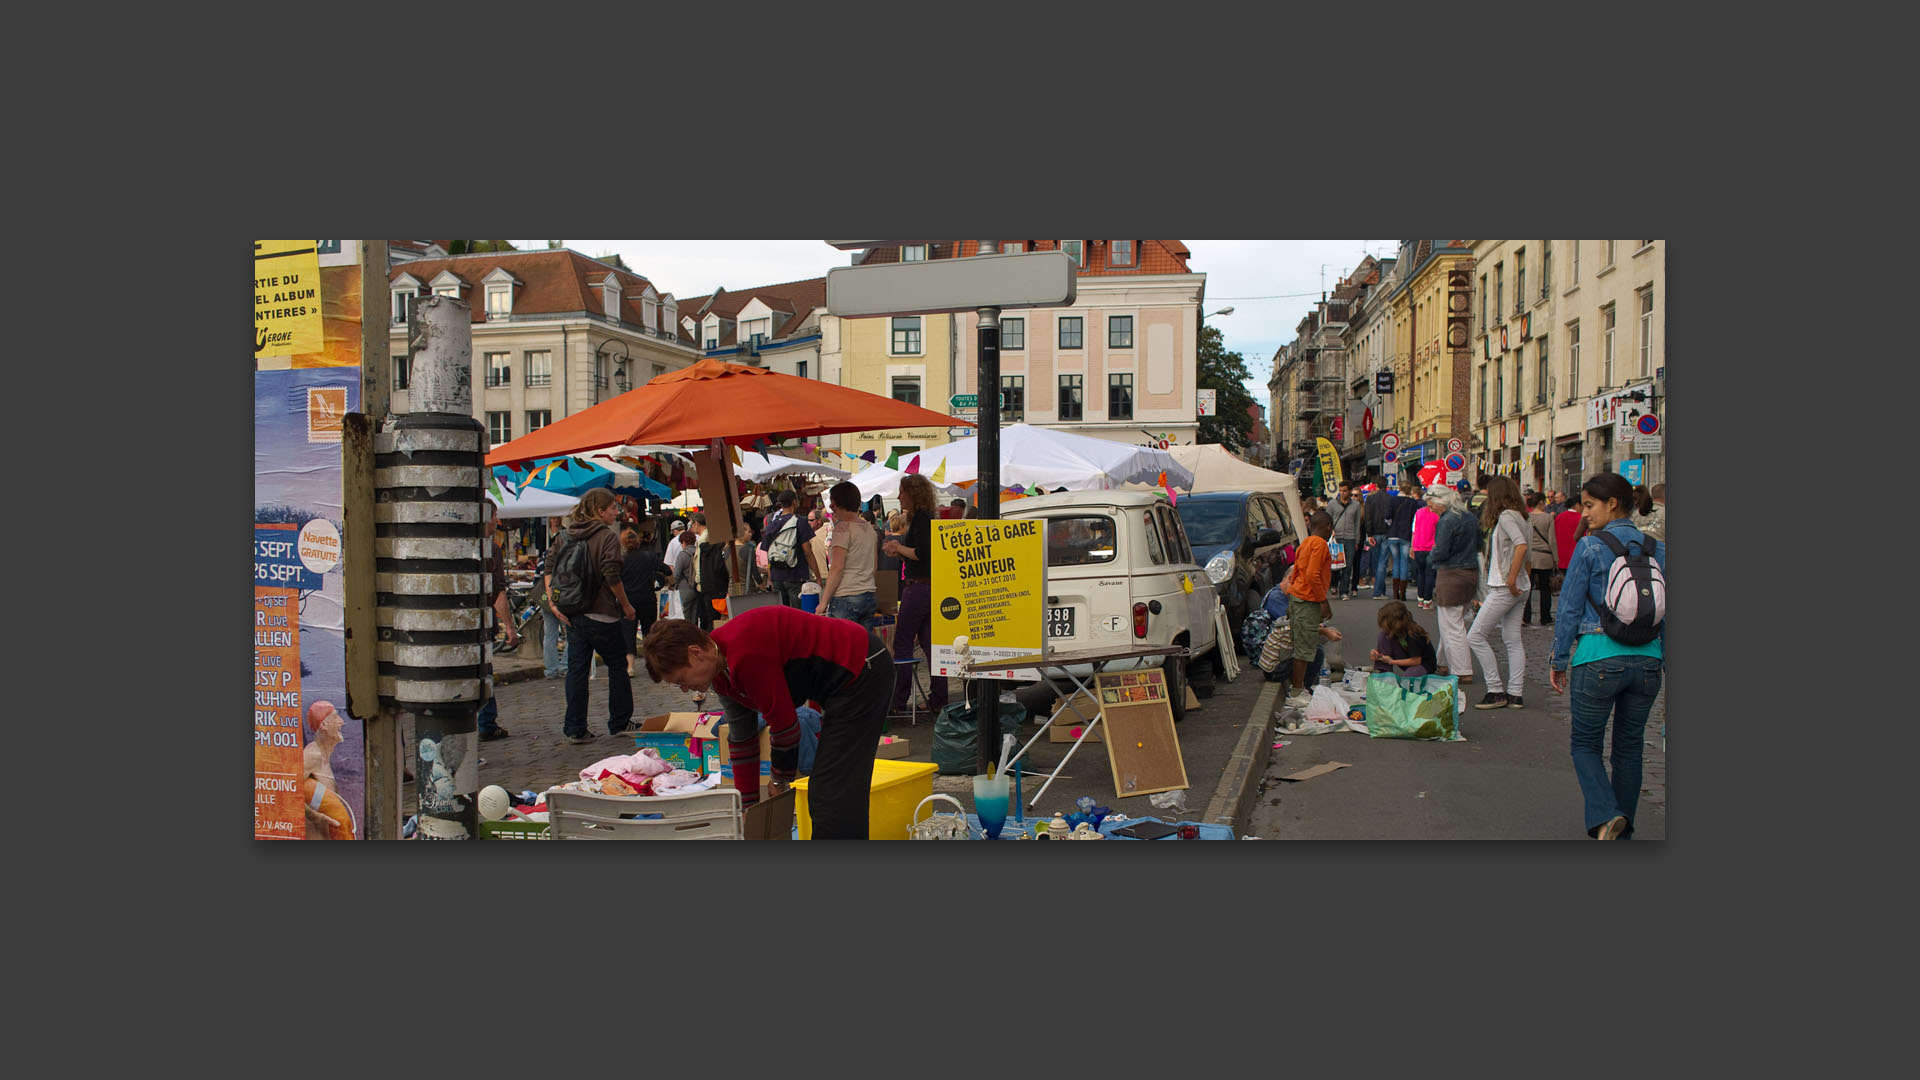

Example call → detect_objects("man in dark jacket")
1385 482 1419 601
552 489 638 743
1362 476 1396 598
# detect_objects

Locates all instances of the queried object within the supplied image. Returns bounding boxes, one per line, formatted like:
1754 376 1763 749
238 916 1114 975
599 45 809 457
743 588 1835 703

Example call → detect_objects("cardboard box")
876 566 900 615
1046 691 1104 743
741 786 795 840
875 734 910 759
630 712 719 774
691 715 774 788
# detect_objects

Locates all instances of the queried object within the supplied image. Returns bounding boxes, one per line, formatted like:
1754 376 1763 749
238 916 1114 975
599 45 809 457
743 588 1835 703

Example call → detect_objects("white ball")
478 785 513 821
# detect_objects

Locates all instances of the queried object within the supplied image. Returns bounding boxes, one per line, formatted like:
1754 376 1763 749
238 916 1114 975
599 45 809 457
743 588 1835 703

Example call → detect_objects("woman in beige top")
817 480 880 626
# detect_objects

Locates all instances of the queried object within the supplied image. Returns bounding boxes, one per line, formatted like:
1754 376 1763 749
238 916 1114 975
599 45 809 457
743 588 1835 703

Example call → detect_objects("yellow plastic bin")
792 760 938 840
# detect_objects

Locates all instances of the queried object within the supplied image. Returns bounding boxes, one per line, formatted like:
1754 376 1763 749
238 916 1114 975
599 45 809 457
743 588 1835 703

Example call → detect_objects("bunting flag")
487 475 504 503
906 454 921 475
930 459 947 484
883 449 899 470
752 438 771 456
728 444 742 467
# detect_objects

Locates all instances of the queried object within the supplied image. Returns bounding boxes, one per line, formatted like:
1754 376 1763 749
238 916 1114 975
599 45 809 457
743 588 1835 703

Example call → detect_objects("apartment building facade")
1385 240 1476 475
386 249 700 450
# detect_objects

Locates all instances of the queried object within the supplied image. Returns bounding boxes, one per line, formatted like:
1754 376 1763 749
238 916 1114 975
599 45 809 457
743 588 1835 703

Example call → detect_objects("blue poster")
1621 459 1643 485
254 367 363 839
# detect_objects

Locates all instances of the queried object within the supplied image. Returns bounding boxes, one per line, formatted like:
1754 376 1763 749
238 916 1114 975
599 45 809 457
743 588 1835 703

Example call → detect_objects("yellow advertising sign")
930 518 1046 682
255 241 324 359
1315 436 1342 495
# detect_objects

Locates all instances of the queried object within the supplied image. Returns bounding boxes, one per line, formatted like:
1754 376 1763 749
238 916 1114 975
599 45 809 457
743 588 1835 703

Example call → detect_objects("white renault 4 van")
1000 490 1220 721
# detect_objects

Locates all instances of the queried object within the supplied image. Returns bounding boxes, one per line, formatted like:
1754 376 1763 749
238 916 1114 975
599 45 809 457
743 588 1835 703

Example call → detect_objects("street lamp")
601 338 631 394
1205 306 1235 319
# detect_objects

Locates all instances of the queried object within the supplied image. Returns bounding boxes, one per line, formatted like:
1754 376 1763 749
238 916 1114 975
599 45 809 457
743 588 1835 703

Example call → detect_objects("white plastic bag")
1149 790 1189 815
1304 685 1349 724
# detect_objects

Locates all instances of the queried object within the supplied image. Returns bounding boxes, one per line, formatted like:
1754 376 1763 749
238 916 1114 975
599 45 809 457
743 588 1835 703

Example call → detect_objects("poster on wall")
254 241 366 839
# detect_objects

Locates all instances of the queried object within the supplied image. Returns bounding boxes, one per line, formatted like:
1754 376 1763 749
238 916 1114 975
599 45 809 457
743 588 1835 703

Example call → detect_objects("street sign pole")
973 241 1002 775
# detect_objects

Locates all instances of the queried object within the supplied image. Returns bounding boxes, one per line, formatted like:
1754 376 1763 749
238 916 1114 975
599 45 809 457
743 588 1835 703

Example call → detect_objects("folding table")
964 643 1187 809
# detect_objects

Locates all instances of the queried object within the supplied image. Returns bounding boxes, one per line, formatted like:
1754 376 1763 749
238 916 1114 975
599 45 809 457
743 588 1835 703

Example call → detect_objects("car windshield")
1045 516 1117 566
1176 500 1243 546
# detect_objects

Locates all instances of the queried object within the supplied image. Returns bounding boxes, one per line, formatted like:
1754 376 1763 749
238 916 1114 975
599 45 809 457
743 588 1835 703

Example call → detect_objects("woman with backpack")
1549 472 1667 840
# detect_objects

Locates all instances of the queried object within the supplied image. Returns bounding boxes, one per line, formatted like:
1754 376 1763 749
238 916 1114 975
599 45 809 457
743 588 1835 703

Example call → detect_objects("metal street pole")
376 294 491 840
973 240 1001 776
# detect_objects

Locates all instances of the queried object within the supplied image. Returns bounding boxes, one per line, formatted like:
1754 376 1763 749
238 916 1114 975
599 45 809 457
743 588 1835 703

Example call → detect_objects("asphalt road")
1244 589 1666 840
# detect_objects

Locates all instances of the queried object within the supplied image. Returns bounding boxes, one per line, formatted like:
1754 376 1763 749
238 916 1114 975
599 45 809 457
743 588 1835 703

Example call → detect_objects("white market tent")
912 424 1194 492
848 461 964 501
494 482 582 520
1163 443 1308 541
734 450 851 483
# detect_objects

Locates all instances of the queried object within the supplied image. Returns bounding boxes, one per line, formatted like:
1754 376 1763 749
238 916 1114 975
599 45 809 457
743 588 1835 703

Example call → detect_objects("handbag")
1363 673 1464 741
1327 537 1346 571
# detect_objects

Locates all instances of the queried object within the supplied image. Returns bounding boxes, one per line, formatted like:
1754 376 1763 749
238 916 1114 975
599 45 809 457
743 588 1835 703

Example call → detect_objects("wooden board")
1047 689 1104 743
1096 669 1189 798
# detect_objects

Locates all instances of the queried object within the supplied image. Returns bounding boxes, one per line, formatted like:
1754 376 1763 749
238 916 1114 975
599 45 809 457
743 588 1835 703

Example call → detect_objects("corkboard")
1096 669 1189 798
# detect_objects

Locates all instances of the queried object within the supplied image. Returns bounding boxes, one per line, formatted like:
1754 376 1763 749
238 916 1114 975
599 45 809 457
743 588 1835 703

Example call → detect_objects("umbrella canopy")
913 424 1193 492
484 358 967 467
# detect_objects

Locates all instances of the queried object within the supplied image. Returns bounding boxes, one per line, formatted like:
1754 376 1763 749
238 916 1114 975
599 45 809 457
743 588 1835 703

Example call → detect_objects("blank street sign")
827 251 1076 318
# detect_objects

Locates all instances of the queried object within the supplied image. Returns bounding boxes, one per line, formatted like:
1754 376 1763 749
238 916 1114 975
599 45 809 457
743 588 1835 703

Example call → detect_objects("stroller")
495 580 542 652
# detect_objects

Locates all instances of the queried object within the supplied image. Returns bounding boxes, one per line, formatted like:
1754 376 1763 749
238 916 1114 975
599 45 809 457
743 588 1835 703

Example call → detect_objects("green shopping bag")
1363 673 1464 741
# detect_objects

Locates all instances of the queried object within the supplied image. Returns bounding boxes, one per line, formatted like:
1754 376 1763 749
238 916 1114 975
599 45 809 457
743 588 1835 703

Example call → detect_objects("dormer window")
601 276 622 319
429 270 464 298
642 295 658 331
1060 240 1083 268
482 267 518 321
902 245 927 262
743 317 769 347
1108 240 1134 268
391 273 423 324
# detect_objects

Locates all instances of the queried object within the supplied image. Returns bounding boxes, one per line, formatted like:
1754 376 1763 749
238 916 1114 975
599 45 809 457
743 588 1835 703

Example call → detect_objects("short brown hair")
642 619 712 682
620 529 642 550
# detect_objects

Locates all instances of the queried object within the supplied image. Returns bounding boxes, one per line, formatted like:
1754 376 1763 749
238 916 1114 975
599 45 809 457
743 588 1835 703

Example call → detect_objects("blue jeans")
1568 655 1664 838
1372 538 1411 594
1332 540 1358 595
828 591 877 625
564 617 634 738
477 694 500 735
1414 551 1435 601
542 610 562 677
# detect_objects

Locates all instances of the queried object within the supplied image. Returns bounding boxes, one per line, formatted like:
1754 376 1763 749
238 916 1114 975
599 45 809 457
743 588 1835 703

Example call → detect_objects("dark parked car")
1177 490 1301 654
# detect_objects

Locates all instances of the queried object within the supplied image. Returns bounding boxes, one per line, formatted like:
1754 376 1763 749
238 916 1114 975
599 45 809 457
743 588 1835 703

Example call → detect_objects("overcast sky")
525 240 1396 408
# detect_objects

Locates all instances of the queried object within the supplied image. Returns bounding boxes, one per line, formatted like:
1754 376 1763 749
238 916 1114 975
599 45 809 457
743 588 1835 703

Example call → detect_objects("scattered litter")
1149 790 1189 815
1417 791 1427 799
1272 740 1290 750
1278 761 1352 783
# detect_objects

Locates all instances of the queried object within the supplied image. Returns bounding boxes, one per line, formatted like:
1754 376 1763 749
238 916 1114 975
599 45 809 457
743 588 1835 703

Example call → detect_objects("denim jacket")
1549 518 1666 671
1427 508 1480 570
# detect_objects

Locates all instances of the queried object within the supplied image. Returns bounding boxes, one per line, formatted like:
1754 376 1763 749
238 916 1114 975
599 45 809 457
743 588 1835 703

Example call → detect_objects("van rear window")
1046 516 1117 566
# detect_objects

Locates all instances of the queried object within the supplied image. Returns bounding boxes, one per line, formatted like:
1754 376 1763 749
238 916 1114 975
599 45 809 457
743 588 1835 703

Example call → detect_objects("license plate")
1046 606 1076 638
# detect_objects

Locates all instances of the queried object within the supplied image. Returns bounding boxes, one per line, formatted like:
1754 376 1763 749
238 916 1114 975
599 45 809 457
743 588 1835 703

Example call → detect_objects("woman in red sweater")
644 607 892 838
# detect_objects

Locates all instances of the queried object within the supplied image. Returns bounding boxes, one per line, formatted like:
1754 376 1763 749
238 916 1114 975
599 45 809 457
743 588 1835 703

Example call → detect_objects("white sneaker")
1284 691 1312 709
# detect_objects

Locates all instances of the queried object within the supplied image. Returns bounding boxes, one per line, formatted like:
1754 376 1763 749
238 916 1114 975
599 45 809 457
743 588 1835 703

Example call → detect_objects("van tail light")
1133 602 1148 639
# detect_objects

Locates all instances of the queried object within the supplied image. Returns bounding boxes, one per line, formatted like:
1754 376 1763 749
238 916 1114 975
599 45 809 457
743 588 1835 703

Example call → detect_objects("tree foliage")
1196 324 1256 452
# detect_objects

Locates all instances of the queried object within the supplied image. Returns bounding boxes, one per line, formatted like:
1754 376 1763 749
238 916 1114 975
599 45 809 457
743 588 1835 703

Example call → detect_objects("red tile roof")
704 278 828 346
386 249 696 342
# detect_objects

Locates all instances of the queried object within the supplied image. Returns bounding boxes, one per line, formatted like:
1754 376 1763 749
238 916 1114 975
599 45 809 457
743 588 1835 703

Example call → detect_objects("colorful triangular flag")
906 454 921 475
728 445 742 467
930 459 946 484
861 450 877 463
752 438 771 455
487 475 503 502
883 450 900 470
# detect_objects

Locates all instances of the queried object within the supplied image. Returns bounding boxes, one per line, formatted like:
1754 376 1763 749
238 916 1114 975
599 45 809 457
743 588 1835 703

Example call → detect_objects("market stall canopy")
734 450 851 482
493 482 580 520
1164 444 1297 495
848 460 964 501
484 358 967 467
913 424 1193 492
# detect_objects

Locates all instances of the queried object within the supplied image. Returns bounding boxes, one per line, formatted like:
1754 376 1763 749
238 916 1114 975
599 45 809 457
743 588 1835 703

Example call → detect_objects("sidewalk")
409 589 1279 836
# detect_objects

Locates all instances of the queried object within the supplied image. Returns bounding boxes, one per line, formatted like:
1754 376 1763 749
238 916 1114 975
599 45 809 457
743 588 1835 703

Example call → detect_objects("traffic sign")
1636 413 1660 436
1383 449 1398 465
1634 434 1662 454
1446 437 1463 454
949 427 974 438
1382 432 1399 451
1445 452 1466 472
826 251 1076 318
950 394 978 409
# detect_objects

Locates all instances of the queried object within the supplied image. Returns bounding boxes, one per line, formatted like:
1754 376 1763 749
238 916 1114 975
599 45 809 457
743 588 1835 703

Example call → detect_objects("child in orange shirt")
1283 511 1336 708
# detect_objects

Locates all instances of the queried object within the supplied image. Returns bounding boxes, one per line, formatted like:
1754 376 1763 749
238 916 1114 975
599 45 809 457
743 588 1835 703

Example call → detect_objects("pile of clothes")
559 748 716 798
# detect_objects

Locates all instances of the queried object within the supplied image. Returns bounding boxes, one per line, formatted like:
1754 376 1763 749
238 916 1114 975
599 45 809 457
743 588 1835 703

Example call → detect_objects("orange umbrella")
486 358 967 467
